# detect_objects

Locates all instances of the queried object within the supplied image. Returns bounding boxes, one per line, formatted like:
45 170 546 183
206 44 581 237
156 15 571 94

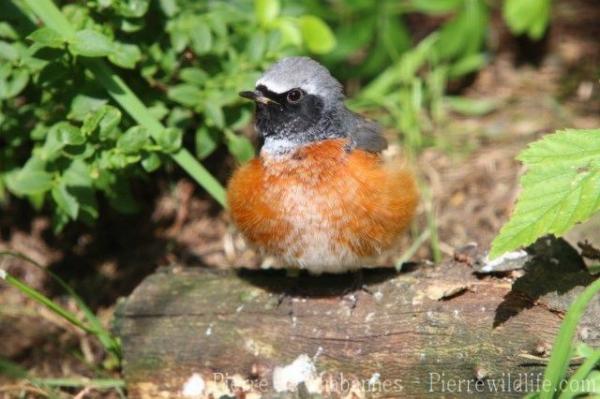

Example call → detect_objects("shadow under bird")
228 57 418 274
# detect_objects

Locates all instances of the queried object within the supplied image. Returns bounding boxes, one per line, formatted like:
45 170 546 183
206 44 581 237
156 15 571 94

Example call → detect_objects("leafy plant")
0 0 334 231
490 129 600 258
503 0 552 40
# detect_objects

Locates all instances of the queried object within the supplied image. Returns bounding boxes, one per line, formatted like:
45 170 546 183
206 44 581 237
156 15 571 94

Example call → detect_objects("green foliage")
490 129 600 259
0 0 334 231
0 0 556 231
524 278 600 399
503 0 552 40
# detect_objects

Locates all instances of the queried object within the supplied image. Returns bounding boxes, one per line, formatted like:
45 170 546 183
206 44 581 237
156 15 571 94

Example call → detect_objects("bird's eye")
286 89 304 103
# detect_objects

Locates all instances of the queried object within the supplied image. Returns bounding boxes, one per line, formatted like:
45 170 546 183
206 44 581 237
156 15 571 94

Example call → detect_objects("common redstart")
228 57 418 274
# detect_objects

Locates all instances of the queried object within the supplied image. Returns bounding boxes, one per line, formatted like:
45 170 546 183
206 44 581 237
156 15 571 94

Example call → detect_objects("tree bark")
115 238 600 398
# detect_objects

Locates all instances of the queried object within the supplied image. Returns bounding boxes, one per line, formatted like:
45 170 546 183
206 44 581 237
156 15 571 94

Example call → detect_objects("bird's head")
239 57 348 155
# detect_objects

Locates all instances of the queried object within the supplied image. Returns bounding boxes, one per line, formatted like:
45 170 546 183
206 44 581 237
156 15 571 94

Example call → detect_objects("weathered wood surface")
115 238 600 398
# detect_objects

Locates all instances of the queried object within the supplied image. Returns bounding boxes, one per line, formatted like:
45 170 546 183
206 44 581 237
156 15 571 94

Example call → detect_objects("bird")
227 57 418 274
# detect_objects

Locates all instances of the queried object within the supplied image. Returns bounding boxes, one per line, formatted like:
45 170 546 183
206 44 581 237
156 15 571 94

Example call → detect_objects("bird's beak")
239 90 280 106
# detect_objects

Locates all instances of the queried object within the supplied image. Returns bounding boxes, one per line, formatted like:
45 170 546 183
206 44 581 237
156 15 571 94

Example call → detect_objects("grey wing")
348 114 388 153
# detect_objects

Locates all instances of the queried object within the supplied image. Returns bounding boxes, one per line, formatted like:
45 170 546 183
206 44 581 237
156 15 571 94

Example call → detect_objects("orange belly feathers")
227 139 418 273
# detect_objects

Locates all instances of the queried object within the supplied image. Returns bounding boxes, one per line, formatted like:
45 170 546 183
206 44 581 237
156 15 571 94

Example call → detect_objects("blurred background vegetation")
1 0 552 231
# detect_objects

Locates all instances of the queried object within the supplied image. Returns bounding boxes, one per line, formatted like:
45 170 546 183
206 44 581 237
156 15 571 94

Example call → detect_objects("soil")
0 0 598 397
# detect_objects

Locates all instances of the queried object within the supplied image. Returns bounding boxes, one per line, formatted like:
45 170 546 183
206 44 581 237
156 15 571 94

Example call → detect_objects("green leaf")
203 101 225 128
411 0 463 13
155 127 182 153
255 0 280 26
444 96 498 116
69 29 114 57
180 68 208 85
448 53 487 78
81 106 108 136
224 129 254 163
114 0 150 18
117 126 149 153
195 126 220 159
52 183 79 219
297 16 336 54
168 84 203 107
108 43 141 69
0 41 18 62
7 159 54 196
490 129 600 258
69 94 107 121
190 24 212 55
0 69 29 99
141 153 161 172
41 122 85 160
27 27 65 49
503 0 551 40
98 105 122 139
63 159 92 187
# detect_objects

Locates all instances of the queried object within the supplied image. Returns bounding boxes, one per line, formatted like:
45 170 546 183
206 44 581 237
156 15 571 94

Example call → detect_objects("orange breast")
226 139 418 272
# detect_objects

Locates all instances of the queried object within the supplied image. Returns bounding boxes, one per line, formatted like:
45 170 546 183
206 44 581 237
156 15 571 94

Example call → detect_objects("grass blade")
540 277 600 399
0 251 121 359
1 269 92 333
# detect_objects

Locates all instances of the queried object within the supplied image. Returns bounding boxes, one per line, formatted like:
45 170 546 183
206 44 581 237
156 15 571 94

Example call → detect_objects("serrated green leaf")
490 129 600 258
27 27 65 49
69 29 114 57
52 183 79 219
255 0 280 26
297 16 336 54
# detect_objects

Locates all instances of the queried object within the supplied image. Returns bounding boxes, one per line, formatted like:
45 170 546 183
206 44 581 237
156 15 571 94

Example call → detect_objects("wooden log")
115 238 600 398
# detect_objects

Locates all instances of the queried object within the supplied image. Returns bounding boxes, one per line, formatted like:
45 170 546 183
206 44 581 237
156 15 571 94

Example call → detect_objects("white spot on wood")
313 346 323 361
236 304 244 313
182 373 205 398
373 290 384 302
0 269 6 280
205 323 213 336
272 354 318 393
364 312 376 322
368 372 381 388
